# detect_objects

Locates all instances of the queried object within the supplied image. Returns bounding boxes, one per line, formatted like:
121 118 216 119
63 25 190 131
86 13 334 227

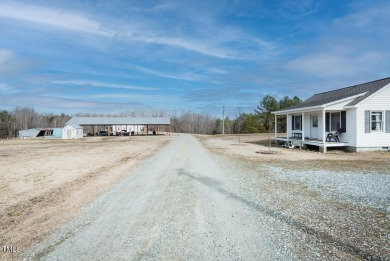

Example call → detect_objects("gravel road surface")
24 134 389 260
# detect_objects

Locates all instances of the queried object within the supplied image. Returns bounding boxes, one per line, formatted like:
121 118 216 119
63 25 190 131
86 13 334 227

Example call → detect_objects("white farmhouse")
62 124 83 139
273 77 390 152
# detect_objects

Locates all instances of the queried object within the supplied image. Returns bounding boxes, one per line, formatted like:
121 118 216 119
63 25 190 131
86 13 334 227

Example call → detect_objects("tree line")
167 95 301 135
0 95 301 138
0 107 71 138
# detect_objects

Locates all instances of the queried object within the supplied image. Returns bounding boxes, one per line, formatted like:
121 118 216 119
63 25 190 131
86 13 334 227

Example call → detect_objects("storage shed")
19 128 40 138
62 124 83 139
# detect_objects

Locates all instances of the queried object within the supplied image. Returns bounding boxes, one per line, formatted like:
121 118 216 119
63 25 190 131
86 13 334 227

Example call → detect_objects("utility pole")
222 105 225 135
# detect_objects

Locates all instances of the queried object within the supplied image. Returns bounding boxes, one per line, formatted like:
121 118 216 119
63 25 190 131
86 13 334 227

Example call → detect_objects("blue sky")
0 0 389 117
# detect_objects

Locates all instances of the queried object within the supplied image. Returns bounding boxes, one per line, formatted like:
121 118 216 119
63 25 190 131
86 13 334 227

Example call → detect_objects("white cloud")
52 80 159 91
0 2 275 60
0 49 37 77
284 1 390 79
133 35 231 59
333 3 390 32
0 83 20 93
0 2 112 36
127 64 205 82
286 51 383 77
90 93 177 102
0 49 13 64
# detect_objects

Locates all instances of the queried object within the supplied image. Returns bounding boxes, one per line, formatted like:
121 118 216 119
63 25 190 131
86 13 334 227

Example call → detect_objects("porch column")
274 114 277 139
322 109 326 142
302 112 305 141
286 113 290 141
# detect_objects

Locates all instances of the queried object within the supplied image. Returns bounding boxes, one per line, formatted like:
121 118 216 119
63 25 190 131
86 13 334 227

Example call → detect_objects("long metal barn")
66 117 171 136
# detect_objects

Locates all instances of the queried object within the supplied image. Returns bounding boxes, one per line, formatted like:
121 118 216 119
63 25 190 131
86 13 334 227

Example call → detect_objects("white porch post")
274 114 277 138
302 112 305 141
322 109 327 153
322 109 326 142
286 113 290 141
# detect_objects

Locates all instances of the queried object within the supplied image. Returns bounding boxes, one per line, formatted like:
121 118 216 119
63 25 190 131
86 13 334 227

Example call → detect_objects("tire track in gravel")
23 134 378 260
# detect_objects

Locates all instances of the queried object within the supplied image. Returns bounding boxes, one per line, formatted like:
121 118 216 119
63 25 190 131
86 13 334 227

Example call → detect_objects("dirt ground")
197 134 390 173
0 134 177 260
1 133 389 260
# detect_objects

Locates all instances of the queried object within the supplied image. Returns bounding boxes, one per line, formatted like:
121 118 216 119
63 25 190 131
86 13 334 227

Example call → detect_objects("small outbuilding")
62 124 83 139
19 128 40 138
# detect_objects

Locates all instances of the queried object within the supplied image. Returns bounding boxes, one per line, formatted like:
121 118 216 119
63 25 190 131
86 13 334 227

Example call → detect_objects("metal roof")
67 117 171 125
19 128 40 137
66 123 83 129
275 77 390 112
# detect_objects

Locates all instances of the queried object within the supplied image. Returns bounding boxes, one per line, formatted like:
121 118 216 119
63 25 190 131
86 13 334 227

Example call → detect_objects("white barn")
62 124 83 139
273 77 390 152
66 117 171 136
113 124 146 134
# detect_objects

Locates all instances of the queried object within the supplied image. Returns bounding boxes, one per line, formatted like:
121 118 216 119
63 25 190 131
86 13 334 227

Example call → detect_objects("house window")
371 112 383 131
330 112 340 131
292 115 301 130
312 116 318 127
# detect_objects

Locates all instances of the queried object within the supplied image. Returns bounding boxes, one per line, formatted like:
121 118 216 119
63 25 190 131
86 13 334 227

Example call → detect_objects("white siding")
345 109 357 146
355 84 390 148
317 112 325 141
62 125 83 139
303 113 310 138
287 114 291 137
113 125 146 133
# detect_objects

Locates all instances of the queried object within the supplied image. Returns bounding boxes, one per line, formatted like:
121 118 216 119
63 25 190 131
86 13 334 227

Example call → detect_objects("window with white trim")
330 112 340 131
371 111 383 131
292 115 301 130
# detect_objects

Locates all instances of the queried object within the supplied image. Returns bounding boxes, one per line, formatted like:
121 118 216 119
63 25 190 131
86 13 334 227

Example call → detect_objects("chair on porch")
326 128 343 142
292 139 303 149
282 140 294 148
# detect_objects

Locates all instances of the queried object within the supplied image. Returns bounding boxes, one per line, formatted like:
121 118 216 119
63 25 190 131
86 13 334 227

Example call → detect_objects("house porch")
274 137 348 153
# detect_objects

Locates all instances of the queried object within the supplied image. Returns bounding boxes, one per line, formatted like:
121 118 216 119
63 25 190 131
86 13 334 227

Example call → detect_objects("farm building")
273 77 390 152
112 124 147 134
19 128 62 139
62 124 83 139
66 117 171 136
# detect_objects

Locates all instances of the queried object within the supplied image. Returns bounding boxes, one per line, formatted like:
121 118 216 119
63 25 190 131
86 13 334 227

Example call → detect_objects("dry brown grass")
0 135 177 260
197 134 390 173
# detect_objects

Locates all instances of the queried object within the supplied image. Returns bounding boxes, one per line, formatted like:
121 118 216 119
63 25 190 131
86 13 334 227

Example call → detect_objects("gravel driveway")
24 134 389 260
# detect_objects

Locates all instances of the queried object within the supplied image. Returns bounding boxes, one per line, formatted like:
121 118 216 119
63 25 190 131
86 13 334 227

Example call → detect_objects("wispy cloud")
285 51 383 77
0 2 112 36
90 93 178 102
126 64 205 82
276 0 319 19
0 83 20 93
0 2 276 61
52 80 159 91
284 1 390 79
333 2 390 32
0 49 37 77
133 35 232 59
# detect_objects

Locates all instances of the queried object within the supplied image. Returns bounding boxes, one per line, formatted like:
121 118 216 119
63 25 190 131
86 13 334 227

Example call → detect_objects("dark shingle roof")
277 77 390 112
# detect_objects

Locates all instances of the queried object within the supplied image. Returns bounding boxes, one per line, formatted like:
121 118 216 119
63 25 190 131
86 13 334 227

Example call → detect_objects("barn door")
67 130 71 139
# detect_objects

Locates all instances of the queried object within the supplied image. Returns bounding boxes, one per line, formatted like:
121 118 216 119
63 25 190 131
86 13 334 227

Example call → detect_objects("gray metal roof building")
66 117 171 136
67 117 171 126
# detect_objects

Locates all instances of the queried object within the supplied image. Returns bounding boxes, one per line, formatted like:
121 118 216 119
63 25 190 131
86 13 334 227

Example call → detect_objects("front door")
311 115 318 139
